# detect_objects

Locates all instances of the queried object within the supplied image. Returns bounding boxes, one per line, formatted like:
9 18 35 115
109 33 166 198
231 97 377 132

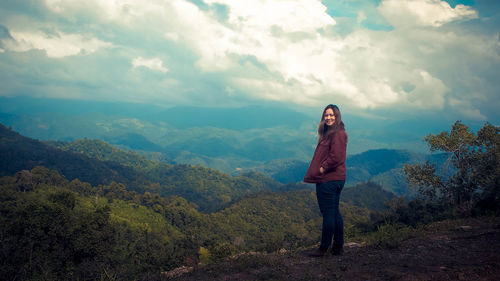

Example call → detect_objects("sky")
0 0 499 125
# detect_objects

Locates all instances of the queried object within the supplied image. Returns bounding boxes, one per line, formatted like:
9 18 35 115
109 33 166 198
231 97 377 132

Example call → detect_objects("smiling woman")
304 104 347 257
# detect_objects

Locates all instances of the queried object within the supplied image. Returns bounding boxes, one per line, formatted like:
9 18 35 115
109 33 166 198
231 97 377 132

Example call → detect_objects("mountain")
1 122 441 281
250 158 311 183
251 149 449 197
17 116 440 197
45 138 158 170
0 98 317 165
0 96 447 183
5 96 476 164
342 182 397 211
0 165 375 280
104 133 164 152
0 95 449 198
43 133 432 199
0 122 146 187
345 149 449 196
0 95 167 119
0 123 306 212
156 105 312 130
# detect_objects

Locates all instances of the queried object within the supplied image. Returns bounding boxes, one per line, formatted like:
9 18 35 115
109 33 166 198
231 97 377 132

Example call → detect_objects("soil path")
164 217 500 281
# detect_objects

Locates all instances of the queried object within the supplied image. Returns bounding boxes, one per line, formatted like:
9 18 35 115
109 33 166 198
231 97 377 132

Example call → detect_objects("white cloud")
132 57 168 72
159 0 491 114
403 70 448 108
165 1 444 109
2 30 111 58
204 0 335 33
0 0 497 122
378 0 478 28
164 32 179 42
171 0 338 75
448 97 486 120
357 11 367 24
171 1 355 104
44 0 165 24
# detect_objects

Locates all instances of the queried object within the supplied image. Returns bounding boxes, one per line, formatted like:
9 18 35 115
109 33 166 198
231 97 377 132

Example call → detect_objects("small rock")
457 226 472 231
279 248 287 255
345 242 363 248
162 266 193 278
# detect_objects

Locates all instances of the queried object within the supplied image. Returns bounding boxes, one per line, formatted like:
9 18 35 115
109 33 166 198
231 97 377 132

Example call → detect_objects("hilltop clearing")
163 216 500 281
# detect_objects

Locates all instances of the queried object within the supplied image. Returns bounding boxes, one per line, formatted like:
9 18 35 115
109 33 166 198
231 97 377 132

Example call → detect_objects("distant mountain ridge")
42 132 430 197
0 96 312 131
15 120 443 197
0 97 317 165
158 105 312 130
0 95 447 198
0 122 145 187
0 123 306 212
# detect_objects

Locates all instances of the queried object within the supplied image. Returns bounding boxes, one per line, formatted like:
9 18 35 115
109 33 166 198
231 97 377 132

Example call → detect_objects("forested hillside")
0 123 398 280
0 123 147 187
46 138 158 170
41 129 445 198
0 124 305 212
0 166 371 280
2 120 498 280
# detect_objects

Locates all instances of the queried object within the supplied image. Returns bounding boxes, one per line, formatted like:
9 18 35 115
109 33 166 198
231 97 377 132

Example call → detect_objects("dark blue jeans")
316 180 344 250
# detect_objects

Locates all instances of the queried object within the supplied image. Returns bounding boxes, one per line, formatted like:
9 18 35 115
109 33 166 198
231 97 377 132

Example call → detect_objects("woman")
304 104 347 257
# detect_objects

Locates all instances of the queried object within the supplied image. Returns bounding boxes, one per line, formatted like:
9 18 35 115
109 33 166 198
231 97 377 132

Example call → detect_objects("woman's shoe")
331 245 344 256
309 248 328 257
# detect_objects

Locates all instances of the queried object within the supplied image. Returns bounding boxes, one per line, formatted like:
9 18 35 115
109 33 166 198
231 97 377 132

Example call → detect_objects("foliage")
3 122 469 279
364 223 413 249
0 123 148 187
0 170 191 280
404 121 500 215
342 182 397 211
0 166 374 279
198 247 212 265
0 123 292 212
46 138 157 170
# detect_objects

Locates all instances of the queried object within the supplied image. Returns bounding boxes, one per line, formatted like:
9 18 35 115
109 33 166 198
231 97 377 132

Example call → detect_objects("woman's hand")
320 167 325 174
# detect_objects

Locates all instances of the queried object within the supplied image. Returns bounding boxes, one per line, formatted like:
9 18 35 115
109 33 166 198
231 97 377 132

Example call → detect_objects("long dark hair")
318 104 345 141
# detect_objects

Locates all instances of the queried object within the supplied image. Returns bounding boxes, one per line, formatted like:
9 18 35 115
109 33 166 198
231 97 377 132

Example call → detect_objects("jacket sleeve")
320 131 347 172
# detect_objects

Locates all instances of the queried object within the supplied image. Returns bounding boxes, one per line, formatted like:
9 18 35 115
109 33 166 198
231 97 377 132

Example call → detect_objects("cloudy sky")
0 0 498 124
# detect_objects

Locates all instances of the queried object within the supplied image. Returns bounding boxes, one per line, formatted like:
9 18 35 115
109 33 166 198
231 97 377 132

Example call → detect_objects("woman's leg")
333 182 344 248
316 180 344 250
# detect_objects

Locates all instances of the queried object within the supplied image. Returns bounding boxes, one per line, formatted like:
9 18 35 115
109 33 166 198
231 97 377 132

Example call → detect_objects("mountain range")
1 119 401 206
0 120 438 280
0 96 450 197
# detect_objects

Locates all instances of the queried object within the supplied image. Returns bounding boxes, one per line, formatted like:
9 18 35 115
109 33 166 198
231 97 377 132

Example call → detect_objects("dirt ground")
163 217 500 281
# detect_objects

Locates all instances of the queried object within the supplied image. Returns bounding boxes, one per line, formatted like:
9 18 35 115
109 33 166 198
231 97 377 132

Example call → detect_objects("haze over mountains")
0 96 449 157
0 96 450 196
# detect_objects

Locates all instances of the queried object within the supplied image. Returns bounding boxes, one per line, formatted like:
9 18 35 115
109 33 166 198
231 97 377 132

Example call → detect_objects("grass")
362 223 414 249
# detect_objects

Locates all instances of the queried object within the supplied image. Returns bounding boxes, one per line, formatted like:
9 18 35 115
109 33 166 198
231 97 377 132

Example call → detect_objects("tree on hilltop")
404 121 500 215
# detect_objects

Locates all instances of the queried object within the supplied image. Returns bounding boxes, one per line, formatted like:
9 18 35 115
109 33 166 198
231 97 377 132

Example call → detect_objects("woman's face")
324 108 335 126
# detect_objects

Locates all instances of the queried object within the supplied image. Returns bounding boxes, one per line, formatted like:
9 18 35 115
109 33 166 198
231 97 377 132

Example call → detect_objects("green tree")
404 121 500 215
198 246 212 265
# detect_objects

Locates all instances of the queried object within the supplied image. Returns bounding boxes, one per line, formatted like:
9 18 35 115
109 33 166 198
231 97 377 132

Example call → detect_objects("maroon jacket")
303 130 347 183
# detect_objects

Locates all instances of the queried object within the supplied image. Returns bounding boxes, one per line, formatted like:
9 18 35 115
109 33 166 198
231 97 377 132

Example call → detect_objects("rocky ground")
160 216 500 281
